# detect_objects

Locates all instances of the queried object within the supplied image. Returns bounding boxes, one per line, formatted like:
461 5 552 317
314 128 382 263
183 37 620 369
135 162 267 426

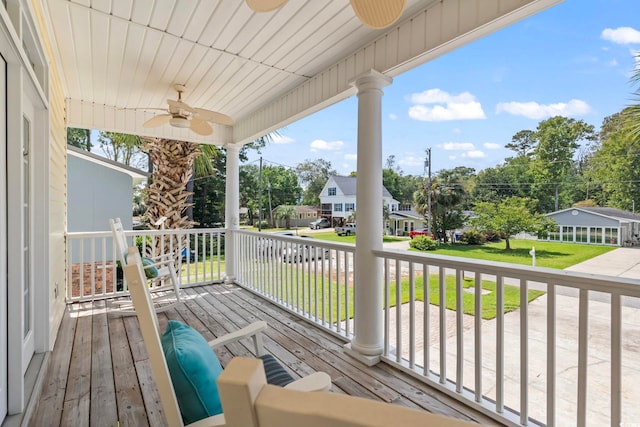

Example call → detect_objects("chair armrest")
284 372 332 392
185 413 225 427
209 321 268 355
144 253 176 263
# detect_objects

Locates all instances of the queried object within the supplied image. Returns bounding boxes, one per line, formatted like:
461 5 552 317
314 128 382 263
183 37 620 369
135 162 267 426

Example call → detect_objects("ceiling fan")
245 0 406 29
141 84 234 136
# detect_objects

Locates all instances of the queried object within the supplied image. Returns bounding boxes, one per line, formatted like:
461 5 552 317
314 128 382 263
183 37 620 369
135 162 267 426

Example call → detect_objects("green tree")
275 205 297 229
470 156 533 205
584 110 640 210
625 52 640 139
98 131 147 167
67 127 92 151
471 197 556 250
382 155 422 205
529 116 596 211
295 159 336 206
414 169 468 242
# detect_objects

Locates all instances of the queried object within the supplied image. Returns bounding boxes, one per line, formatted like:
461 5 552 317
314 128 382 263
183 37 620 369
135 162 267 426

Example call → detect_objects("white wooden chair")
110 217 183 314
122 246 332 426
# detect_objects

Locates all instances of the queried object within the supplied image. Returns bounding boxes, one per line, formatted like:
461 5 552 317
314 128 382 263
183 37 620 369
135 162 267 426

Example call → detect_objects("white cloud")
407 89 486 122
344 153 357 160
463 150 486 159
442 142 475 151
601 27 640 44
448 155 457 161
483 142 501 150
495 99 591 119
272 134 295 144
389 113 398 120
309 139 344 151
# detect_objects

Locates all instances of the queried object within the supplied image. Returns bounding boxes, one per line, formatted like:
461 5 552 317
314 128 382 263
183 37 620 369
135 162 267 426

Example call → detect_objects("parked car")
309 218 331 229
409 228 434 239
181 247 196 262
260 231 295 256
282 236 330 262
335 223 356 236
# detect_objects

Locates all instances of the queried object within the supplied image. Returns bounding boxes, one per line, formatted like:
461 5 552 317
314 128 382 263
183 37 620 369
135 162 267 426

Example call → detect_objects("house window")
590 227 602 244
548 226 560 241
562 226 573 242
334 203 343 212
604 227 618 244
576 227 588 243
345 203 355 212
328 187 336 196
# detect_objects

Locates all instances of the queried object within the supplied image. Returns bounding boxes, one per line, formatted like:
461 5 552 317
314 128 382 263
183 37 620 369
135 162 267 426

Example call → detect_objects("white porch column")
345 70 392 365
224 143 241 283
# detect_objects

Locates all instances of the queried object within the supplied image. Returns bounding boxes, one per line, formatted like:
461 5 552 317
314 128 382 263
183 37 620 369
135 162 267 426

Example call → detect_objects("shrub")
482 230 502 242
409 235 437 251
460 229 485 245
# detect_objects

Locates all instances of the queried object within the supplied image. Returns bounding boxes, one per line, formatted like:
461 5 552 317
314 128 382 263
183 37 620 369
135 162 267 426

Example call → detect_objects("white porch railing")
374 248 640 427
234 230 356 339
232 231 640 426
65 228 640 426
66 228 225 302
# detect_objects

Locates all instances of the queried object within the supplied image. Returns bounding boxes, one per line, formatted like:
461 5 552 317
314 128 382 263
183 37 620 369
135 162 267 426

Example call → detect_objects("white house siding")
32 0 68 354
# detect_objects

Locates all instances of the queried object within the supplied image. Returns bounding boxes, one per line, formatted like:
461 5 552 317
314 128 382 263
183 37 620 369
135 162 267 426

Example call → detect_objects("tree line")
67 58 640 234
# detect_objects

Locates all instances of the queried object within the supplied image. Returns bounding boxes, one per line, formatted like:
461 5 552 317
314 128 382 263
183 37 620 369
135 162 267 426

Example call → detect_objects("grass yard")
428 239 615 269
274 266 541 322
308 230 405 244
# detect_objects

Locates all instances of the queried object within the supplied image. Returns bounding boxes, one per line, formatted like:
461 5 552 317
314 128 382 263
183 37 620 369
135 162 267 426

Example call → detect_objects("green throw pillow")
161 320 224 424
140 256 159 279
122 252 159 279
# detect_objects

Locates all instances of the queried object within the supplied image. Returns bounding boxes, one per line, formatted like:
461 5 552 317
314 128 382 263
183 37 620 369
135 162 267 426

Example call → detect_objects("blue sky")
247 0 640 177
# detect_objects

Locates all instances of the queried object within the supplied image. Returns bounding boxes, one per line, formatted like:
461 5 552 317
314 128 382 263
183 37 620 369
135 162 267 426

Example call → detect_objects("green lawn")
307 230 405 244
427 239 615 269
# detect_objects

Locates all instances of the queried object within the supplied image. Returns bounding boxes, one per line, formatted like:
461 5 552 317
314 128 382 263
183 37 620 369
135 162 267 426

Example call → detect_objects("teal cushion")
122 252 159 279
140 256 159 279
161 321 223 423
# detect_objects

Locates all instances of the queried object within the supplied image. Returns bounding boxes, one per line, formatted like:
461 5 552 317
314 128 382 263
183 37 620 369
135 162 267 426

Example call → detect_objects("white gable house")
320 176 399 226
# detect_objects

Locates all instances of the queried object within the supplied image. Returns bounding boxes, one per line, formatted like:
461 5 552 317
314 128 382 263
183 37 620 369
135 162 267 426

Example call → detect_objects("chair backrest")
122 246 185 426
109 218 129 266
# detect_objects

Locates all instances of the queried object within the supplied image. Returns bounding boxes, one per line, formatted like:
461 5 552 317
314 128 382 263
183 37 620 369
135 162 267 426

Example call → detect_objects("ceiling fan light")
169 116 190 128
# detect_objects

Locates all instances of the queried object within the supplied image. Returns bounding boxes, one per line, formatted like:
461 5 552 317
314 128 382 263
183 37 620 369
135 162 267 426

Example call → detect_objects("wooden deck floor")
30 283 497 426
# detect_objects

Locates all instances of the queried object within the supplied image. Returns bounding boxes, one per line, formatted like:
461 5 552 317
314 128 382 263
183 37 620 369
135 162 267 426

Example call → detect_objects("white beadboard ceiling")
46 0 562 145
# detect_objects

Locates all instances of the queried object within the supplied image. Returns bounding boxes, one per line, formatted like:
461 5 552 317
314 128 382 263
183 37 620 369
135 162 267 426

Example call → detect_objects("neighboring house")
320 176 399 226
388 205 426 236
67 146 148 261
272 205 320 228
543 207 640 246
67 145 148 233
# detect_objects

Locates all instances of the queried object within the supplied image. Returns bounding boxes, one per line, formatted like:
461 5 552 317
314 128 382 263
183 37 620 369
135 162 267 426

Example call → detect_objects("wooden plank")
135 359 168 426
60 303 93 426
227 284 491 423
29 307 78 427
90 301 118 426
108 315 149 426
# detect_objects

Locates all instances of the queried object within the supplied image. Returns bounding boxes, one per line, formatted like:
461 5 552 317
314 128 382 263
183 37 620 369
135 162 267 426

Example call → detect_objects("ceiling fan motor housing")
169 116 190 128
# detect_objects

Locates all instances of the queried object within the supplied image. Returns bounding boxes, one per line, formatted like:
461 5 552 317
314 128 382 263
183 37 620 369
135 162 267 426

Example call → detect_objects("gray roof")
577 207 640 222
331 175 393 198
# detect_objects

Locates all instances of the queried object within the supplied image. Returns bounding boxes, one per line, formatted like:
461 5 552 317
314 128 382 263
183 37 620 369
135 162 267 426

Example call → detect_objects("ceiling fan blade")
193 108 234 126
167 99 194 113
190 117 213 136
245 0 288 12
349 0 405 29
143 114 172 128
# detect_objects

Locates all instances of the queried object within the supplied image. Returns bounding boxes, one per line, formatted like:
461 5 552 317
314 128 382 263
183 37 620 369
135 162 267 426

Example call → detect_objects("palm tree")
275 205 297 229
142 138 201 258
626 52 640 138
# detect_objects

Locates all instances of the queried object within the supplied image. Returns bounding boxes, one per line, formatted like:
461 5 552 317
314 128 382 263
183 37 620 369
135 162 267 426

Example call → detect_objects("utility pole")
258 157 263 231
266 177 273 227
425 148 432 233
